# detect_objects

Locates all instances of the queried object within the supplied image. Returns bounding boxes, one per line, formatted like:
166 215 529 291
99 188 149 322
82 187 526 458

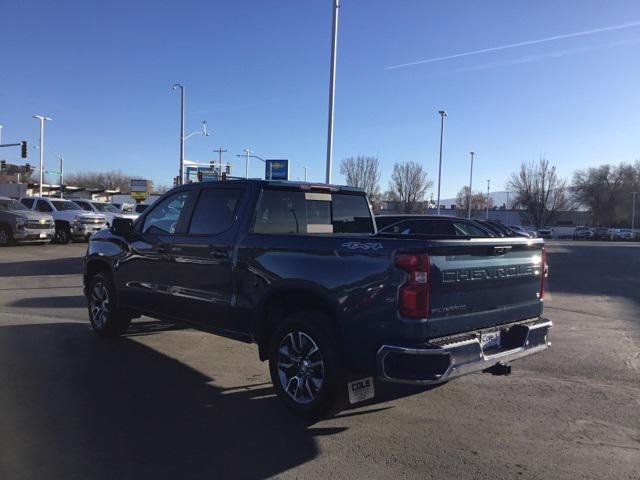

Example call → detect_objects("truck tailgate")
425 238 545 338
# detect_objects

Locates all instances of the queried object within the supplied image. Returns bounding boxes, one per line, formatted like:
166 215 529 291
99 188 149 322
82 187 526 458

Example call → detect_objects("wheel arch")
254 281 342 361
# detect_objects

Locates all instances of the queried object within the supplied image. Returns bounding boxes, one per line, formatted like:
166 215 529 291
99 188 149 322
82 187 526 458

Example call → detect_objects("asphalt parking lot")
0 241 639 479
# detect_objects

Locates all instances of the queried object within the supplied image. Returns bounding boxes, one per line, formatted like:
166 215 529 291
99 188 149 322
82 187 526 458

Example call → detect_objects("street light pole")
243 149 252 178
325 0 340 185
436 110 447 215
0 125 3 145
33 115 52 197
172 83 185 185
467 151 474 220
486 179 491 220
304 166 308 182
59 156 64 198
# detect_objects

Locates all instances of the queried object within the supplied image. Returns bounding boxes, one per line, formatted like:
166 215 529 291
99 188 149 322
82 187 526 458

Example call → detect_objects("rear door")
425 238 545 338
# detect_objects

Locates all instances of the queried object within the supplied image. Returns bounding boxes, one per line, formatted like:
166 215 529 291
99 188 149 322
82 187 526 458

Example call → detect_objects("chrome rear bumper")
376 319 552 385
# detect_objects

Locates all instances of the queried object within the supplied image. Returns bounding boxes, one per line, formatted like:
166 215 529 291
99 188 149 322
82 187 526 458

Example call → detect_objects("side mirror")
112 217 134 236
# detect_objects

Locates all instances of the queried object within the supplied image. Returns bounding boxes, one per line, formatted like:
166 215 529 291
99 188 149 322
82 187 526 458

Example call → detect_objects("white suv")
19 197 107 244
72 199 138 226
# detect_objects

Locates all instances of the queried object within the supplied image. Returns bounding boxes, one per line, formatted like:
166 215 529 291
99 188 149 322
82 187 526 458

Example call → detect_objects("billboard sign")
265 159 289 181
130 179 149 192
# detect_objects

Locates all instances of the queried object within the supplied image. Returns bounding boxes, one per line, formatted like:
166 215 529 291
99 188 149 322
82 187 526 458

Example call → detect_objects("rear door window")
253 189 373 235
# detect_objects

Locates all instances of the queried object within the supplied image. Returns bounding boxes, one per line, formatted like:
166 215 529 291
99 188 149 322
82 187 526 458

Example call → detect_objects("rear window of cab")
253 189 374 235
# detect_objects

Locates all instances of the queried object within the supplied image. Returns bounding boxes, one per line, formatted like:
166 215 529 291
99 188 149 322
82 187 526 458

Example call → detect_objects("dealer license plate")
480 331 501 351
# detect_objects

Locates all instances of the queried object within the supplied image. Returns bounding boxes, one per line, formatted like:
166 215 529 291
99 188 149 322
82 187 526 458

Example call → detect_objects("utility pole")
172 83 185 185
213 147 227 175
0 125 3 145
243 149 252 178
304 166 308 182
486 179 491 220
59 156 64 198
436 110 447 215
33 115 52 197
467 151 474 220
325 0 340 185
632 192 639 231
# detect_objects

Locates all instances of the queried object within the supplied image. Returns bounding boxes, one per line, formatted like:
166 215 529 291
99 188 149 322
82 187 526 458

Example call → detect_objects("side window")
453 221 488 237
20 198 34 209
188 188 242 235
36 200 53 212
142 191 190 235
253 190 306 234
408 220 456 235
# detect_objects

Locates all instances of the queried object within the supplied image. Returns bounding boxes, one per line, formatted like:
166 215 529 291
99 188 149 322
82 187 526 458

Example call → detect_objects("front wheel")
55 223 72 244
268 312 342 418
87 272 131 337
0 226 13 246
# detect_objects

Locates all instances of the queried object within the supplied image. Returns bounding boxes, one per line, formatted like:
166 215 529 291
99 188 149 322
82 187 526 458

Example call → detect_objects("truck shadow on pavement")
0 321 348 479
0 257 83 277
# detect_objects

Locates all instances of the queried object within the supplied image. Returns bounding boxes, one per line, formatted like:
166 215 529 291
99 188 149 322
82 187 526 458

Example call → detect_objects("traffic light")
225 163 231 175
173 176 179 187
0 160 6 173
25 163 32 174
197 171 203 181
21 141 28 159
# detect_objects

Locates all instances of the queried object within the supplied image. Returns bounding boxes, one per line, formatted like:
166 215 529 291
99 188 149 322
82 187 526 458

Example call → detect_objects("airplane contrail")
385 21 640 70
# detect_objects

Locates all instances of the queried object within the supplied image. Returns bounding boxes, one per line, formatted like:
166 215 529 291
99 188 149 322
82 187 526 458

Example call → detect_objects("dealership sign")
265 159 289 181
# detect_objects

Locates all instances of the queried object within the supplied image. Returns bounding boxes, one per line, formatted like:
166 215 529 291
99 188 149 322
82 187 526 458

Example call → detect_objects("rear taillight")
395 253 430 318
540 247 548 299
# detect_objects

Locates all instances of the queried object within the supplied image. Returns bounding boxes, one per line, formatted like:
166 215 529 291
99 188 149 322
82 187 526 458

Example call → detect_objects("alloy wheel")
277 331 325 404
89 282 110 329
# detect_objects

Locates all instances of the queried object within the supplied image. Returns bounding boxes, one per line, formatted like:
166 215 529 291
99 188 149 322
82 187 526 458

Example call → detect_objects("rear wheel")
0 226 13 246
87 272 131 337
55 223 72 244
268 312 342 418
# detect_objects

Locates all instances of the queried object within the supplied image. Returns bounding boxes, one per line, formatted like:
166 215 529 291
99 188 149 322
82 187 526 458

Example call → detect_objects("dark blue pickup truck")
84 179 550 417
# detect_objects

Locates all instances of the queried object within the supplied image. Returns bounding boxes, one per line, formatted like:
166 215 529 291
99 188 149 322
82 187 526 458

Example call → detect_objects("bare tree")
386 161 433 213
572 161 640 227
455 186 493 214
340 155 381 204
65 170 133 191
507 157 568 229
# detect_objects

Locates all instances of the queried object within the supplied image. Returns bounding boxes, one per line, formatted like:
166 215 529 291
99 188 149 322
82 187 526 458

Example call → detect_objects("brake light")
395 253 430 318
540 247 548 300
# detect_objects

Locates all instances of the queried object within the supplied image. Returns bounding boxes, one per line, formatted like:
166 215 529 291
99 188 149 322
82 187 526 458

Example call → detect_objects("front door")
116 190 193 318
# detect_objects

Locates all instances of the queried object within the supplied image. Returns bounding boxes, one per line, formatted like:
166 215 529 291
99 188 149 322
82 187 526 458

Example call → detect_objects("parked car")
72 199 138 226
375 215 495 237
593 227 612 240
110 202 135 213
0 196 55 246
612 228 634 241
19 197 107 244
475 220 524 238
84 180 551 417
134 204 149 214
572 227 594 240
508 225 536 238
537 228 554 239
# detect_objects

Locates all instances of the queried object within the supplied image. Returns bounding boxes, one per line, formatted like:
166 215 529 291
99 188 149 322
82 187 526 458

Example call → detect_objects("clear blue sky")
1 0 640 197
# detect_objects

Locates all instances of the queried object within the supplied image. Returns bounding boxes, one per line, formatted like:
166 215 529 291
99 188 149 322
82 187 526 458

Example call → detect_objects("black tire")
0 225 13 246
268 311 342 419
55 223 72 244
87 272 132 337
